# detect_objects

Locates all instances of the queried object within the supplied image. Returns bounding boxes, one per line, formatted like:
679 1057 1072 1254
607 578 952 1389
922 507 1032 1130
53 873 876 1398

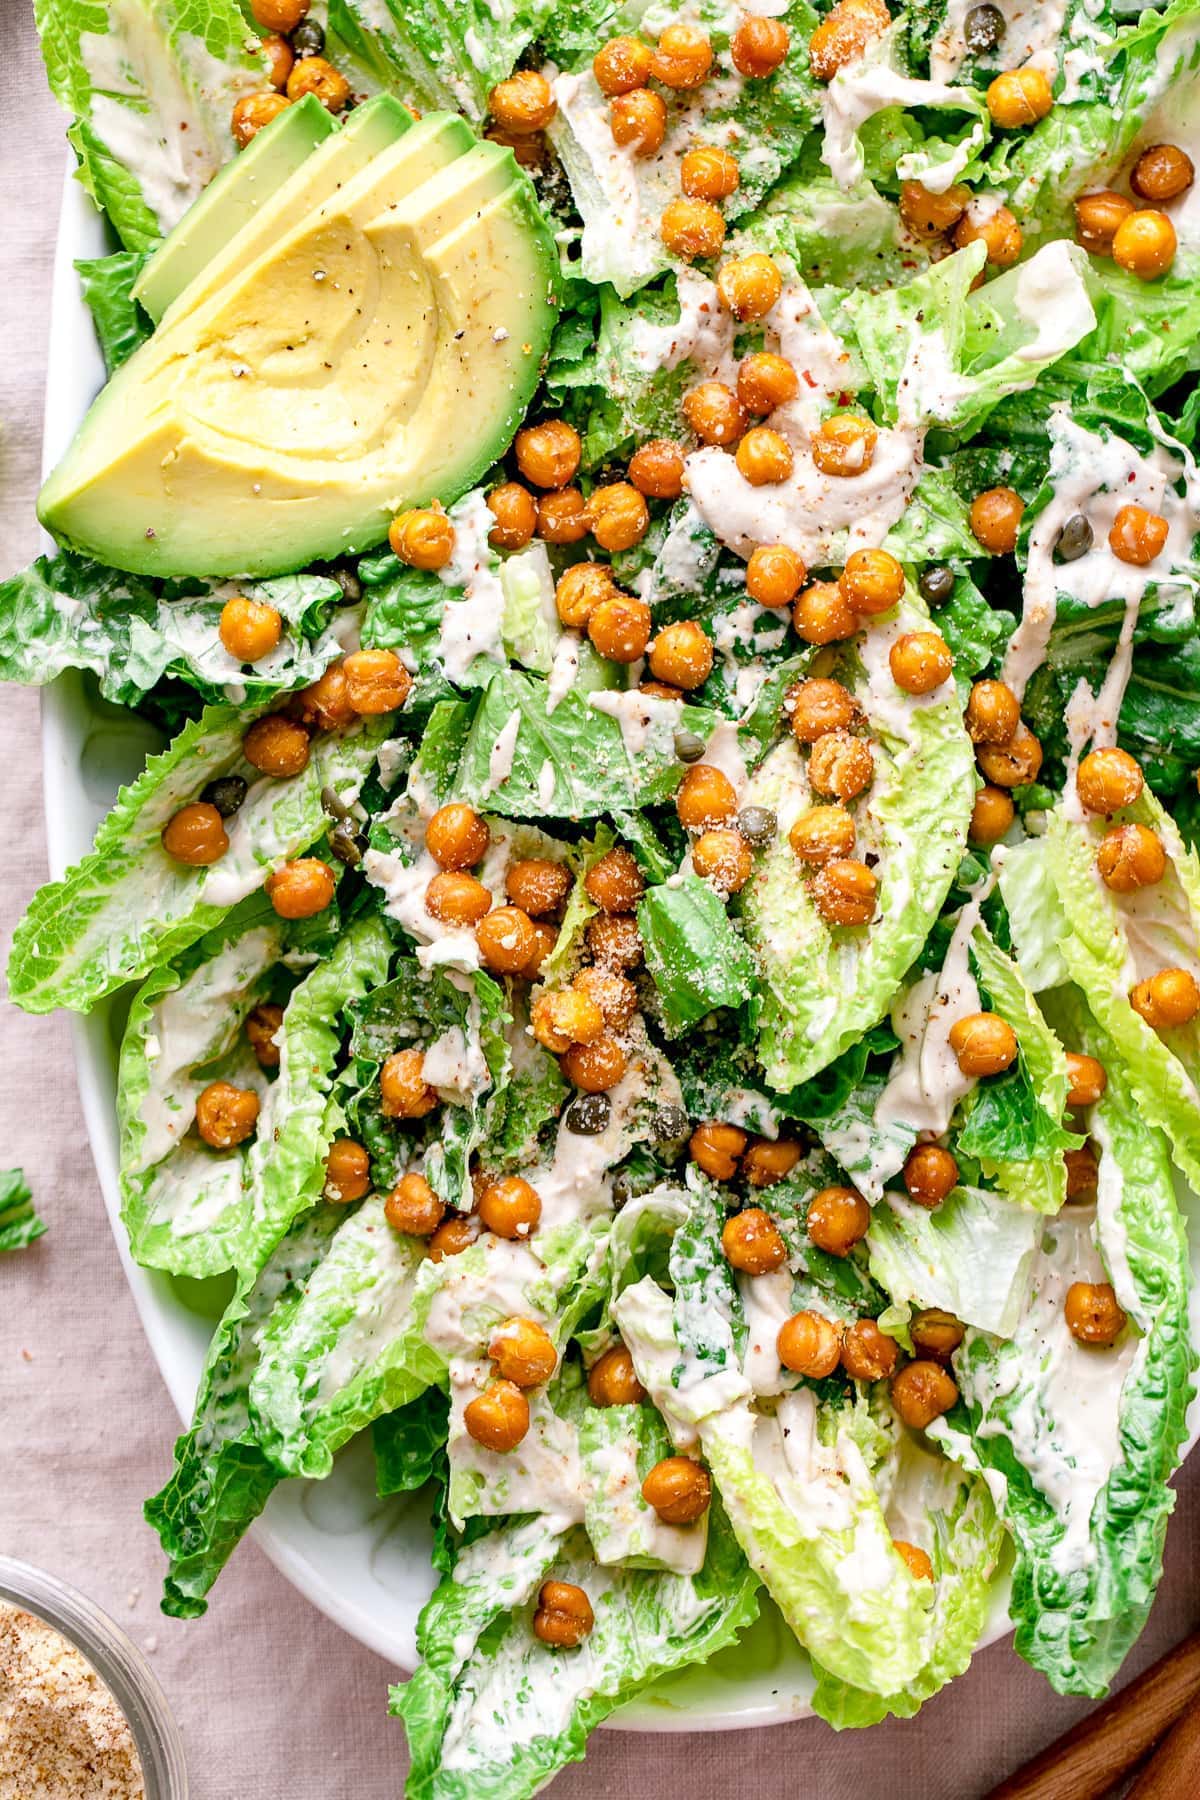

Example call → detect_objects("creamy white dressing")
930 0 1068 82
447 1363 585 1524
737 1267 796 1396
586 687 683 757
582 1426 708 1574
625 269 737 381
480 708 522 799
436 490 508 682
364 819 514 974
422 1021 489 1106
614 1276 751 1450
545 632 582 713
425 1237 551 1357
821 29 985 194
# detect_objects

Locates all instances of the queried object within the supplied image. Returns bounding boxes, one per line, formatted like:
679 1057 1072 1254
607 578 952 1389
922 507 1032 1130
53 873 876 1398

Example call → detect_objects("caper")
611 1170 635 1206
673 729 707 764
330 823 364 867
651 1103 689 1142
200 775 248 818
918 565 955 606
963 3 1004 51
332 565 363 604
565 1092 612 1135
291 17 325 54
736 806 777 847
321 783 353 822
1053 514 1094 563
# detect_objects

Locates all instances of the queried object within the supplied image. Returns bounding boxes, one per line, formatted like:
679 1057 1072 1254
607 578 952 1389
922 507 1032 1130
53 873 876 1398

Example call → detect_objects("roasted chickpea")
987 67 1053 128
737 352 799 415
970 486 1025 554
690 1121 748 1181
969 784 1015 845
895 1540 935 1583
531 989 605 1055
807 1185 870 1257
1097 822 1166 893
641 1456 712 1524
561 1030 628 1094
789 805 856 865
533 1581 594 1648
506 858 571 918
488 69 556 133
573 966 638 1030
320 1138 370 1204
681 145 740 201
735 426 794 486
1112 208 1177 279
903 1144 959 1208
965 679 1020 747
232 91 290 146
242 714 310 779
693 828 754 894
250 0 307 30
389 506 455 570
487 481 538 550
841 1318 899 1381
588 482 650 553
787 677 859 744
811 414 879 478
380 1047 438 1119
1076 746 1144 815
195 1080 259 1150
742 1138 802 1188
588 1344 646 1407
589 592 653 663
948 1011 1018 1077
1074 189 1134 256
490 1317 557 1388
1065 1280 1126 1346
478 1175 542 1240
1066 1053 1107 1109
286 55 350 111
294 661 356 731
954 201 1023 268
587 913 644 971
892 1358 959 1429
910 1308 965 1360
465 1379 530 1452
585 846 644 914
521 920 559 979
344 647 412 715
748 544 806 610
809 0 891 81
260 34 295 88
384 1171 445 1237
976 721 1044 788
593 34 653 94
245 1001 284 1069
899 179 970 236
650 620 716 691
1064 1144 1100 1198
777 1309 842 1377
517 419 581 491
219 595 282 663
428 1215 479 1261
839 547 905 614
628 439 686 499
425 871 492 926
808 731 875 803
1109 503 1169 566
716 253 783 321
723 1207 788 1274
1132 143 1195 203
732 13 790 75
476 905 539 976
265 857 335 919
792 579 857 645
1132 966 1200 1029
682 381 746 446
676 762 738 830
426 803 489 871
890 631 952 695
610 87 668 155
555 562 615 629
162 802 229 866
661 197 727 261
651 21 714 87
811 858 878 926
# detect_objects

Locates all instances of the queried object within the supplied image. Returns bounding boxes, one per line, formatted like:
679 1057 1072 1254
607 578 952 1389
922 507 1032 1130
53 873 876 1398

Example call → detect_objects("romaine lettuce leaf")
637 874 756 1032
867 1184 1041 1337
0 1170 46 1254
75 250 152 373
374 1388 451 1499
329 0 555 120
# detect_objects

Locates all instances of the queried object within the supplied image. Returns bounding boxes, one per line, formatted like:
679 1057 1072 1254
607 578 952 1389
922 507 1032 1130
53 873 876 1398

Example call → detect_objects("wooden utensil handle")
988 1631 1200 1800
1125 1694 1200 1799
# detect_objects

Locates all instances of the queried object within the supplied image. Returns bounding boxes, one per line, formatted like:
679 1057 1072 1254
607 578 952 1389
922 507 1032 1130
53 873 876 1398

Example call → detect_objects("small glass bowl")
0 1556 188 1799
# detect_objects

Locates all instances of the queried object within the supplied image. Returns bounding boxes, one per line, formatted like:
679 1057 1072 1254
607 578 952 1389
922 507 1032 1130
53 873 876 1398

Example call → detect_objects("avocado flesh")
132 97 338 324
38 140 559 578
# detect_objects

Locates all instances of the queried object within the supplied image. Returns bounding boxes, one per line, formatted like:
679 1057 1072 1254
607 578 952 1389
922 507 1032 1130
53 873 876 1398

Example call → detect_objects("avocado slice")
132 97 338 324
39 134 559 578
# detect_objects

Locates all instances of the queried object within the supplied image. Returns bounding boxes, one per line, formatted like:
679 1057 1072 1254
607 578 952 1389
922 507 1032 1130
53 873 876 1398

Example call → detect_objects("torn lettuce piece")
392 1505 758 1800
33 0 269 248
373 1388 451 1500
820 24 991 197
579 1402 708 1574
932 998 1196 1696
9 706 389 1014
867 1185 1041 1338
0 1170 46 1253
740 590 974 1089
75 249 152 373
637 874 756 1032
741 164 927 287
329 0 555 120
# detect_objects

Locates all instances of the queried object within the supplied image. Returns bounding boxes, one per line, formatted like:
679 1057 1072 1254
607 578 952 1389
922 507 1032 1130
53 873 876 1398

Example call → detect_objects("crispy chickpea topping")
794 579 858 644
841 1318 899 1381
384 1172 445 1237
723 1207 788 1274
895 1541 935 1582
965 679 1020 747
970 486 1025 553
807 1185 870 1256
1131 967 1200 1029
677 763 739 831
588 1345 646 1406
465 1379 530 1452
425 870 492 926
1075 190 1134 256
683 381 747 445
778 1310 842 1377
427 1216 479 1261
344 648 412 715
650 620 715 690
1132 144 1195 202
490 1318 558 1388
538 488 590 543
589 592 653 662
533 1581 594 1648
732 14 790 76
807 731 874 802
196 1081 260 1150
487 482 538 550
219 595 282 662
555 562 617 629
716 253 783 320
954 201 1023 267
811 858 878 926
642 1456 712 1523
232 92 290 146
839 548 905 614
260 35 294 87
531 989 605 1054
1064 1144 1100 1198
286 56 350 111
1076 747 1144 814
506 858 572 918
690 1121 749 1181
948 1012 1018 1077
593 35 653 94
735 426 794 486
681 145 740 201
573 966 638 1029
294 661 356 731
628 439 686 498
266 857 335 919
889 631 953 695
585 846 644 913
1112 209 1177 279
324 1138 371 1204
899 180 970 236
892 1359 959 1428
380 1047 438 1119
1096 822 1166 893
478 1175 542 1240
976 721 1044 788
162 802 229 866
610 87 668 154
587 913 643 970
476 905 539 976
809 0 891 81
903 1144 959 1208
748 544 807 609
245 1002 284 1069
789 805 856 865
661 197 727 261
488 70 556 133
693 828 754 894
561 1034 628 1093
910 1308 965 1360
986 67 1053 128
1066 1053 1107 1109
426 803 490 871
1065 1281 1127 1346
516 419 581 490
650 21 714 88
742 1138 802 1187
250 0 307 31
1109 503 1169 566
811 414 879 477
390 506 454 570
787 677 860 744
737 352 799 414
970 784 1015 845
243 713 310 778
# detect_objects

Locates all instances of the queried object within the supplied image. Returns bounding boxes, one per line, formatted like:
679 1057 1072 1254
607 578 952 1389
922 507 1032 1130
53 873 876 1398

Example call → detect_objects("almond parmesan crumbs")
0 1602 145 1799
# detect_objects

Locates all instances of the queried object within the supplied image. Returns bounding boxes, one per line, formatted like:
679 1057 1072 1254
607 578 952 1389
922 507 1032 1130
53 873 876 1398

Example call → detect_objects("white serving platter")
39 166 1200 1732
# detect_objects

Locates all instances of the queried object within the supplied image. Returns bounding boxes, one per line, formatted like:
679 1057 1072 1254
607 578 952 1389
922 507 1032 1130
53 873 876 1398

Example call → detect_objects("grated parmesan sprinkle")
0 1603 145 1799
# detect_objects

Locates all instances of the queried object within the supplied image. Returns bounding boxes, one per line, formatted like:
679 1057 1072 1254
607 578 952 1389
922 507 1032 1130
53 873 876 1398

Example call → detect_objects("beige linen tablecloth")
3 18 1199 1795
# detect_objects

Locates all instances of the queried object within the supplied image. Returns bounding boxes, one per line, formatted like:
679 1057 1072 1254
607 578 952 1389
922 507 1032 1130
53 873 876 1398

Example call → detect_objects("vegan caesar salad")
10 0 1200 1784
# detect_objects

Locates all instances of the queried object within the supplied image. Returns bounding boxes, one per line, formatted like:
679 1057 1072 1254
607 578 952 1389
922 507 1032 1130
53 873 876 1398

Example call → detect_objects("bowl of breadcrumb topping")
0 1558 187 1799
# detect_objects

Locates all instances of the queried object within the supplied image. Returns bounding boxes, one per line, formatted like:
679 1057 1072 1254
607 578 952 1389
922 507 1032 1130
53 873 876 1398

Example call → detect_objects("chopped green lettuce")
0 1170 46 1253
636 875 756 1032
75 251 153 373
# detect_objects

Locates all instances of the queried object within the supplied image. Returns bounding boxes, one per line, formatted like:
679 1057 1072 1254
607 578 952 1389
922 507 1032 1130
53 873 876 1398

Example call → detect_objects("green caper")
332 565 362 604
737 806 777 847
918 565 955 606
964 3 1004 51
200 775 248 818
330 823 364 867
673 729 707 764
1053 514 1094 563
565 1093 612 1135
651 1104 689 1142
291 17 325 54
611 1169 635 1206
